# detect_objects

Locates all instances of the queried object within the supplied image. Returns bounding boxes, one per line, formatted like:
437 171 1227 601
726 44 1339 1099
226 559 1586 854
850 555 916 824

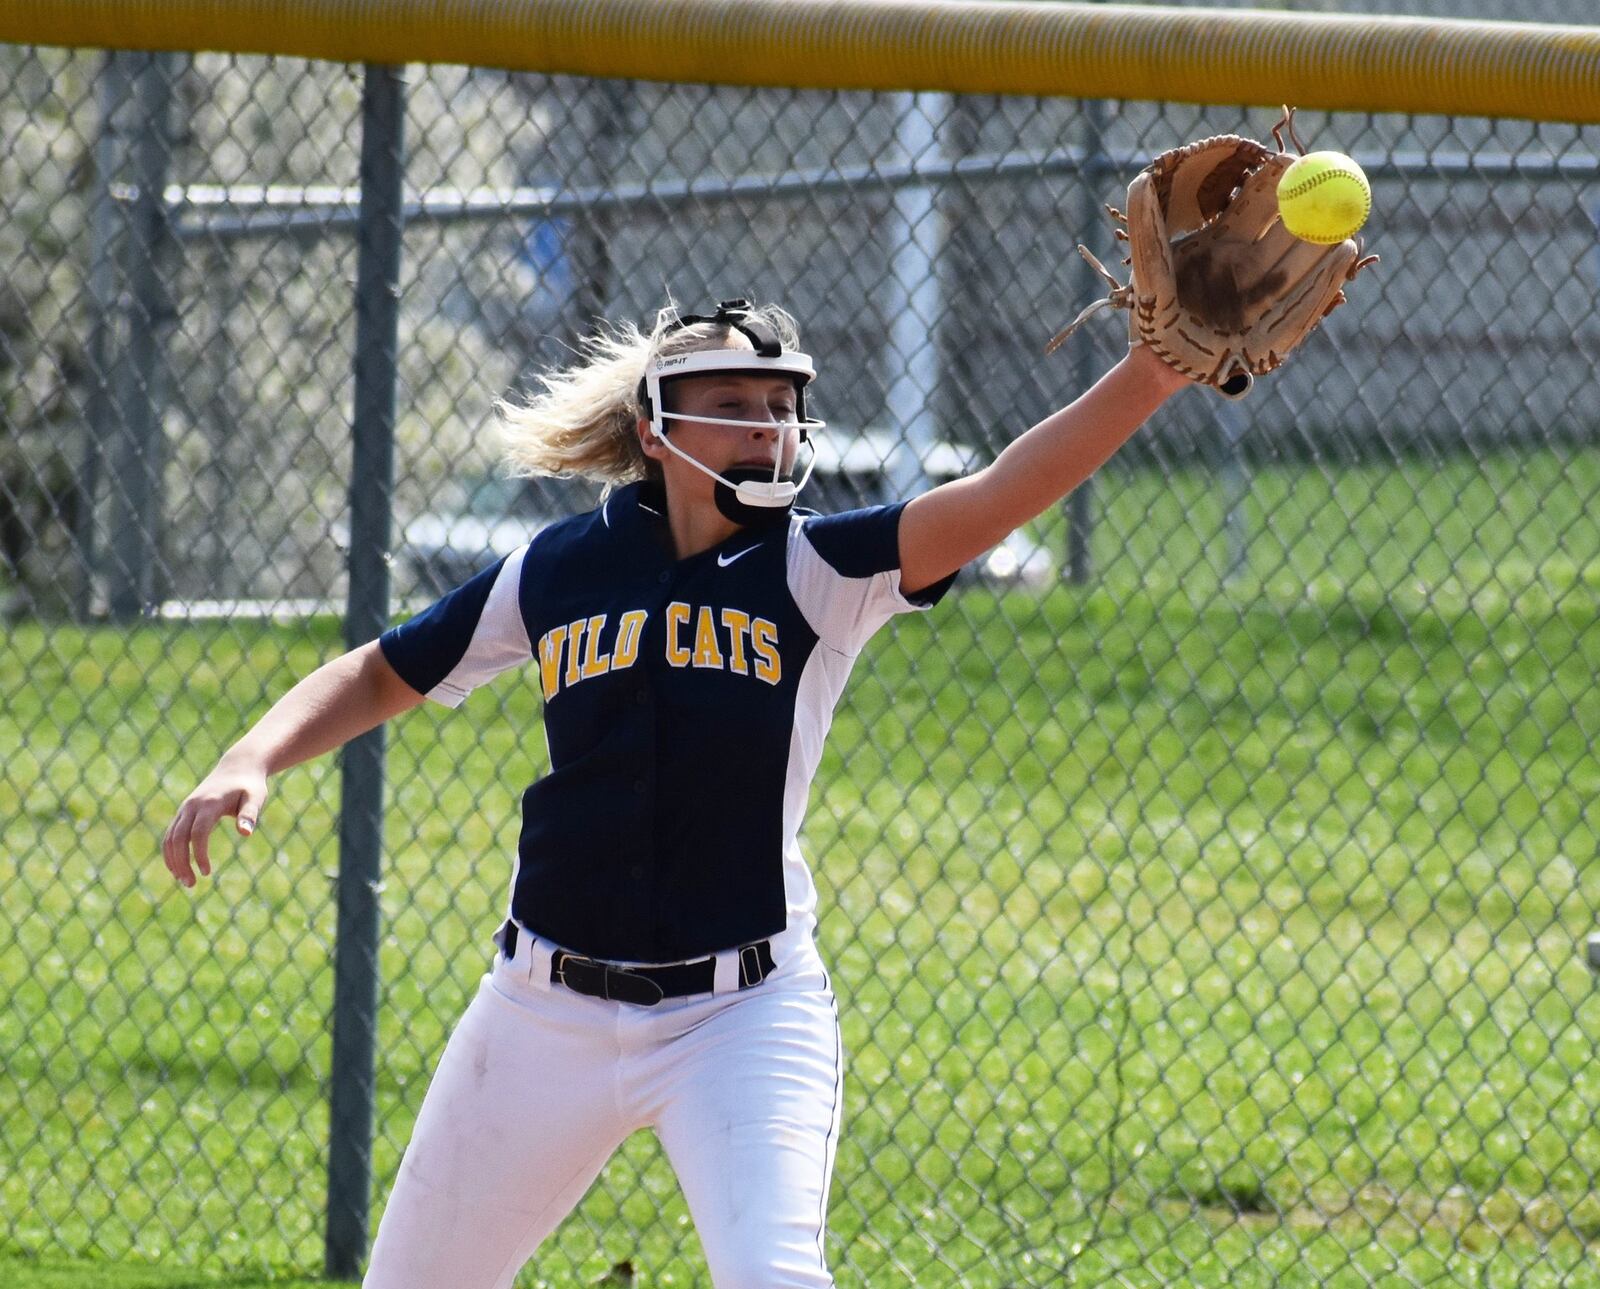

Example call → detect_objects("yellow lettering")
751 618 780 685
692 605 724 669
538 626 567 699
580 614 610 678
665 602 691 667
721 608 751 675
612 610 647 669
565 618 588 686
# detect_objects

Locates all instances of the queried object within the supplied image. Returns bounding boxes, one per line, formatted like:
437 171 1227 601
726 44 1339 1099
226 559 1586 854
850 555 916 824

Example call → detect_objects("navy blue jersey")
378 480 957 962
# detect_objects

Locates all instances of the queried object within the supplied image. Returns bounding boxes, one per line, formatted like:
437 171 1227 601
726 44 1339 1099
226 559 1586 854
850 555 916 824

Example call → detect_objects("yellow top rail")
13 1 1600 124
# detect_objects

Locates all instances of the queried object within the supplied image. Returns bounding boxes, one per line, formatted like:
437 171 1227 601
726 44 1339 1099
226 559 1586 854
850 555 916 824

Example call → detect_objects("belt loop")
712 948 739 994
496 919 548 987
525 932 555 989
493 919 525 981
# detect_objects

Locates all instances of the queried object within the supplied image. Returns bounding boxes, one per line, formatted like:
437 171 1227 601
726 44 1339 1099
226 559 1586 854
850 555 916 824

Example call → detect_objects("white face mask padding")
641 348 826 509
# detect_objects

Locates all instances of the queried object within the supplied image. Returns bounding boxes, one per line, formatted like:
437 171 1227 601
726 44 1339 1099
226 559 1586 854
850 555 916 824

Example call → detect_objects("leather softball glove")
1047 106 1379 399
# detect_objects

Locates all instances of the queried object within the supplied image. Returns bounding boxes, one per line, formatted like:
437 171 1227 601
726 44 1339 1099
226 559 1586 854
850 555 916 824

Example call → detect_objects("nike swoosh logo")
717 545 759 567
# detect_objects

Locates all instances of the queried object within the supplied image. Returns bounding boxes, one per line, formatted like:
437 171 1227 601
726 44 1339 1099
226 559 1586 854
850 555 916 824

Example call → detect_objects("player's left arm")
898 343 1189 596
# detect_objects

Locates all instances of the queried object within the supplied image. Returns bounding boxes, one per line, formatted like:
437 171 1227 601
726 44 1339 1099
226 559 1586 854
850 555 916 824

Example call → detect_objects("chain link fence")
4 33 1600 1288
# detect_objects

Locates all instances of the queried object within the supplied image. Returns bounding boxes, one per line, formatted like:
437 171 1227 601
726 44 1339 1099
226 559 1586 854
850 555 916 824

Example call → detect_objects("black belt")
499 920 775 1007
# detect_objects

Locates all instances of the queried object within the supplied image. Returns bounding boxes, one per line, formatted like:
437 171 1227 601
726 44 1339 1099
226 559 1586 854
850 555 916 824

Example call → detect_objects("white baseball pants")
362 928 844 1289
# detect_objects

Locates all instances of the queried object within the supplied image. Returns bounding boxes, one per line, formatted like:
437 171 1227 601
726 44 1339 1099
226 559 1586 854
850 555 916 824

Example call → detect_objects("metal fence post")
106 51 176 621
1216 393 1250 584
78 50 131 622
325 60 405 1283
1066 92 1109 586
885 91 946 501
569 79 631 341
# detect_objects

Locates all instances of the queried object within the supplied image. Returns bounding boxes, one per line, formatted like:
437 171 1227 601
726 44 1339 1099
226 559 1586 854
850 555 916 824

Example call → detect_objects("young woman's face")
644 371 804 507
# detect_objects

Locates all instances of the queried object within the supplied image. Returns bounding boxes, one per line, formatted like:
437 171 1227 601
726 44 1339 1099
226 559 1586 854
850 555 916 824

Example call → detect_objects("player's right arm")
165 540 536 888
161 640 426 888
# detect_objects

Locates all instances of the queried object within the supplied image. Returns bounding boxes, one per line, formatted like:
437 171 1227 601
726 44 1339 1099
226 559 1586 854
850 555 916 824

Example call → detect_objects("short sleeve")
378 545 534 708
788 501 958 655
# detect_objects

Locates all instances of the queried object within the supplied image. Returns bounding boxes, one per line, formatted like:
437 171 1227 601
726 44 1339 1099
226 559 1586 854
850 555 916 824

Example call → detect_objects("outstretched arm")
899 344 1187 596
161 640 426 888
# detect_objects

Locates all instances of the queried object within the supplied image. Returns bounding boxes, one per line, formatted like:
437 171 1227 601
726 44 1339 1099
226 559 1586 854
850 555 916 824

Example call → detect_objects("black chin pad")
714 467 793 528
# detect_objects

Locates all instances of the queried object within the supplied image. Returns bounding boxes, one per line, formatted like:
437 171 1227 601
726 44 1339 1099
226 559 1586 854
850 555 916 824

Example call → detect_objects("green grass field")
5 446 1600 1287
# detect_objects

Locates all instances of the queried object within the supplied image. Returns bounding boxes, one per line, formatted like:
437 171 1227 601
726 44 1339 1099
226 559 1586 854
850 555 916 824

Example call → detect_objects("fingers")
163 788 258 889
166 803 221 886
190 803 222 879
163 801 198 888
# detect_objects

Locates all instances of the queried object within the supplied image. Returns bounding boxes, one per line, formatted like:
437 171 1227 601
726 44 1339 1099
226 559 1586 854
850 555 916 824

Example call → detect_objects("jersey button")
629 864 644 879
657 571 669 584
632 779 647 794
635 689 650 706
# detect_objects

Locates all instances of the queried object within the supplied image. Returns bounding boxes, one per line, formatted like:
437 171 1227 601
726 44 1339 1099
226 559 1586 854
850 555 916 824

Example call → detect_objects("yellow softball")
1276 151 1371 244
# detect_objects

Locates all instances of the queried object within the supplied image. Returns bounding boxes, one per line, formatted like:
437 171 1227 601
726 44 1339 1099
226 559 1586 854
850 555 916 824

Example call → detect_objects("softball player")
162 299 1188 1287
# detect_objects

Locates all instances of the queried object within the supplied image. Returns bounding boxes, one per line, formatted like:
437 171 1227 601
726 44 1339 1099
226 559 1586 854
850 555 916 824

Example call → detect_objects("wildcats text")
536 602 781 698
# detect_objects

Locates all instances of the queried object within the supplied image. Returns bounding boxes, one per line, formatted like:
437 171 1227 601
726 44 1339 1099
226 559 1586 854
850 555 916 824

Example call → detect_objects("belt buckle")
739 944 767 988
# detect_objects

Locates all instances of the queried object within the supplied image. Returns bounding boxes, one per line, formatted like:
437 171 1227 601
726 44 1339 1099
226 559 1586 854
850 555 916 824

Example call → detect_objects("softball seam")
1279 171 1371 217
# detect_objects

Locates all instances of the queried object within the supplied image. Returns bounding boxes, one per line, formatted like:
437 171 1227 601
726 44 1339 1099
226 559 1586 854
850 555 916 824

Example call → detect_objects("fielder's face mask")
637 299 825 527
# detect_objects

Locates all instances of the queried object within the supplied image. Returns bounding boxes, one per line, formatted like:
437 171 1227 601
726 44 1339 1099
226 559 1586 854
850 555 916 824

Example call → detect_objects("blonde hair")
493 301 804 496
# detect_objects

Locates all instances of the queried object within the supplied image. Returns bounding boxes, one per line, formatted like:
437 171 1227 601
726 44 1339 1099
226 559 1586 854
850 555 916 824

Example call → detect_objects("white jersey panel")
786 515 937 657
415 543 533 708
778 642 859 942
